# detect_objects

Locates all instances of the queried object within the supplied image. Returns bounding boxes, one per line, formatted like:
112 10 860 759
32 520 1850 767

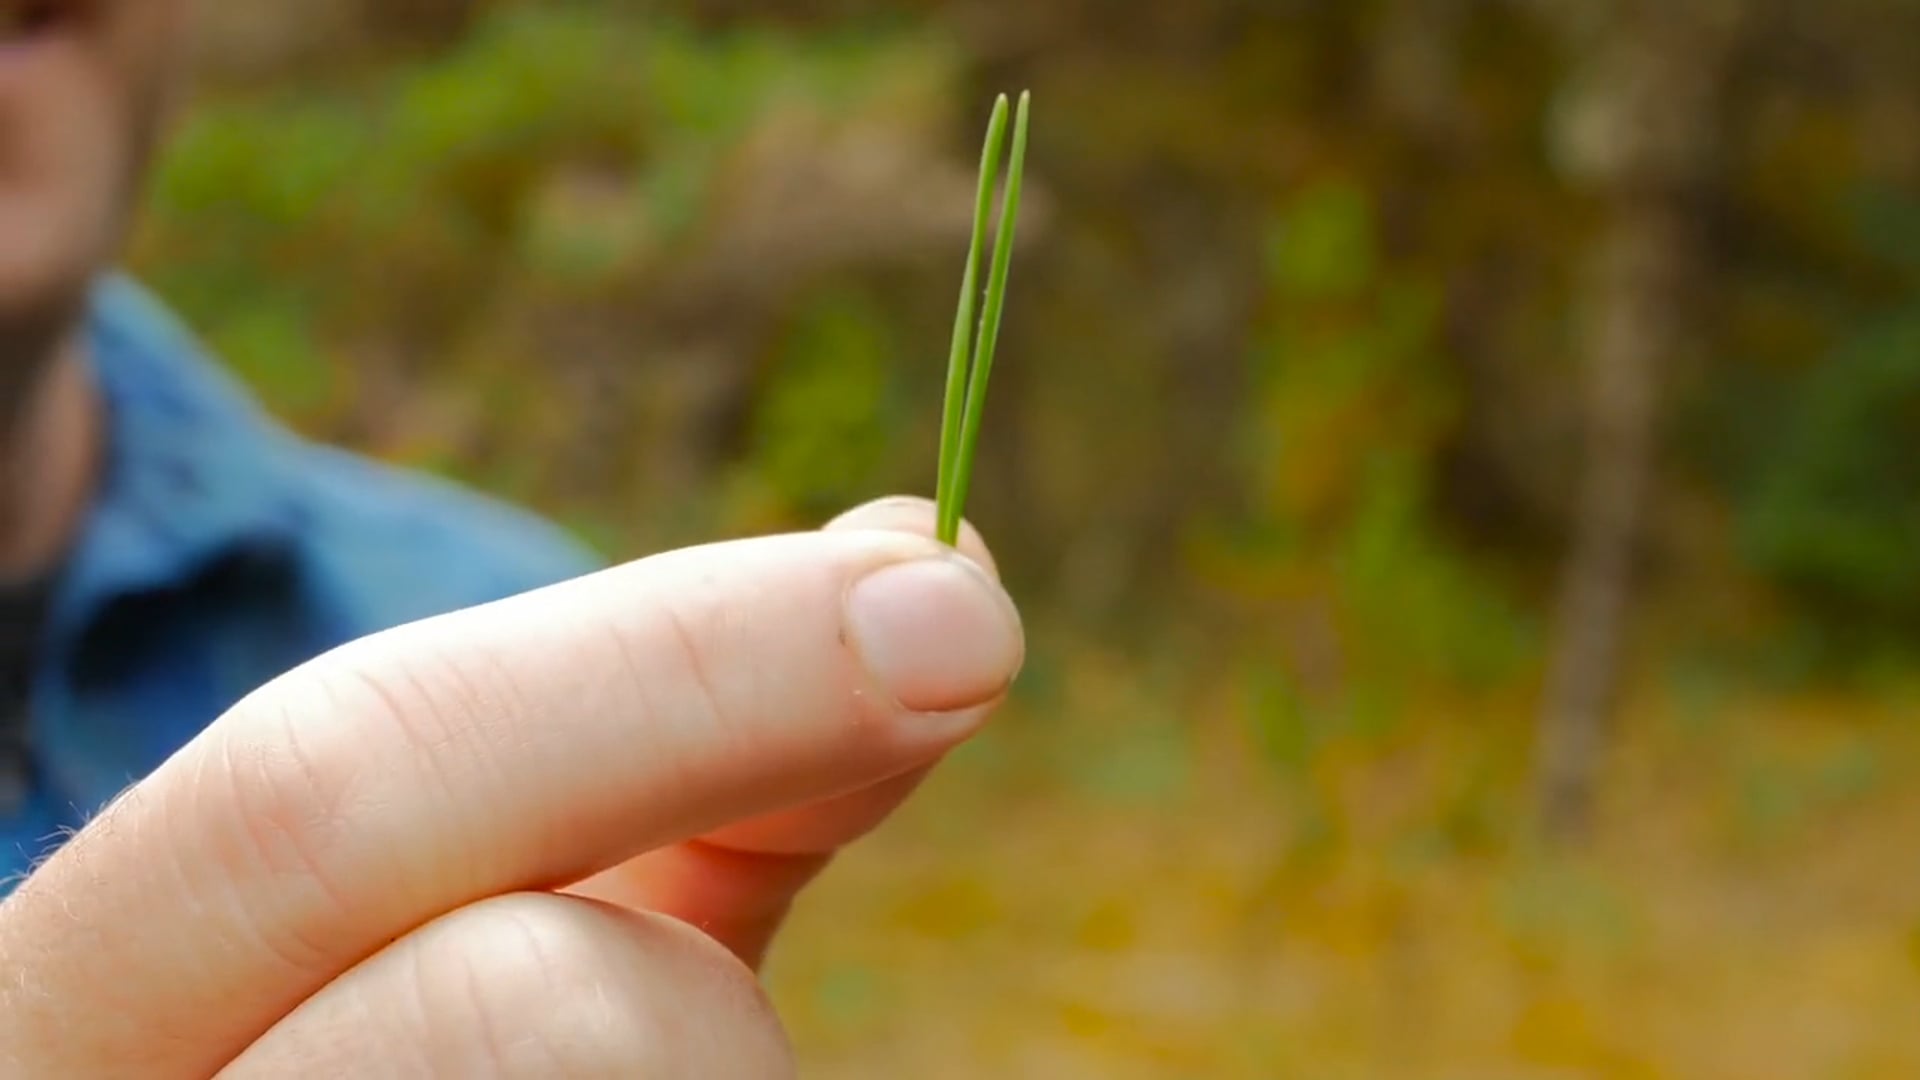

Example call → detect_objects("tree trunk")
1536 200 1691 841
1533 0 1750 843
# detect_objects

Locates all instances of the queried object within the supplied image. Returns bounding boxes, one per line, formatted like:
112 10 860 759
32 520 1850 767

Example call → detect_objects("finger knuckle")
632 582 762 750
635 910 793 1059
328 646 476 802
205 698 362 974
445 899 650 1073
427 895 791 1076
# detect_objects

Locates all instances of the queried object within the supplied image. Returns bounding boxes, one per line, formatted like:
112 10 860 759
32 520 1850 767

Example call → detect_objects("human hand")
0 495 1021 1077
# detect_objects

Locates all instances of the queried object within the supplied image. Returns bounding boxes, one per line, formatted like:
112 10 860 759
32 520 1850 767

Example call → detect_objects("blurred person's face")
0 0 192 376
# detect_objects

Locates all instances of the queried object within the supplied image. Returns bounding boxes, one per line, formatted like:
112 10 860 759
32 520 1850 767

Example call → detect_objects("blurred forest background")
127 1 1920 1075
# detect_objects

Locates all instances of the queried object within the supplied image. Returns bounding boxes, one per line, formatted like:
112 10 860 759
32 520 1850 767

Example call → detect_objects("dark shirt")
0 576 51 816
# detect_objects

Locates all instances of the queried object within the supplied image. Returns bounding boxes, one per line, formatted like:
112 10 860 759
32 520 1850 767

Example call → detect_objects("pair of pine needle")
934 91 1032 546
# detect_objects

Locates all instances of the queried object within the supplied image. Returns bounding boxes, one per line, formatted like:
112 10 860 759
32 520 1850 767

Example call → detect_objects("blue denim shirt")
2 276 601 888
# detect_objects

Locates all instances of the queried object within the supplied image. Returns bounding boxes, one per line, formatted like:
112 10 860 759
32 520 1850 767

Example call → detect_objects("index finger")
0 528 1023 1078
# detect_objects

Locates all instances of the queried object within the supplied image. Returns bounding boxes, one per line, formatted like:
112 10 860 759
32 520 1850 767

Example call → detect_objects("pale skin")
0 2 1023 1074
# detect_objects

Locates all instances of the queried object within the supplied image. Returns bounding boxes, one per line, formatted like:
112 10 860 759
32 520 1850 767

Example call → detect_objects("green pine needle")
936 90 1032 546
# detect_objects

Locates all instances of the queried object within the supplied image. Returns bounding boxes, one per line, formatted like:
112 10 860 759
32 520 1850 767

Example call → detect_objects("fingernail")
827 497 1000 578
827 495 936 530
829 495 940 534
844 555 1024 713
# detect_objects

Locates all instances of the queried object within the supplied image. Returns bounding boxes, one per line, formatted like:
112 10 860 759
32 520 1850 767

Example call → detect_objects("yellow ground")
766 653 1920 1078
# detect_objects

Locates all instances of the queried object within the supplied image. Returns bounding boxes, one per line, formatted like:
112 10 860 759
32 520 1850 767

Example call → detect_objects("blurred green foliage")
1735 309 1920 625
750 285 904 515
126 2 1920 1075
136 2 1920 671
